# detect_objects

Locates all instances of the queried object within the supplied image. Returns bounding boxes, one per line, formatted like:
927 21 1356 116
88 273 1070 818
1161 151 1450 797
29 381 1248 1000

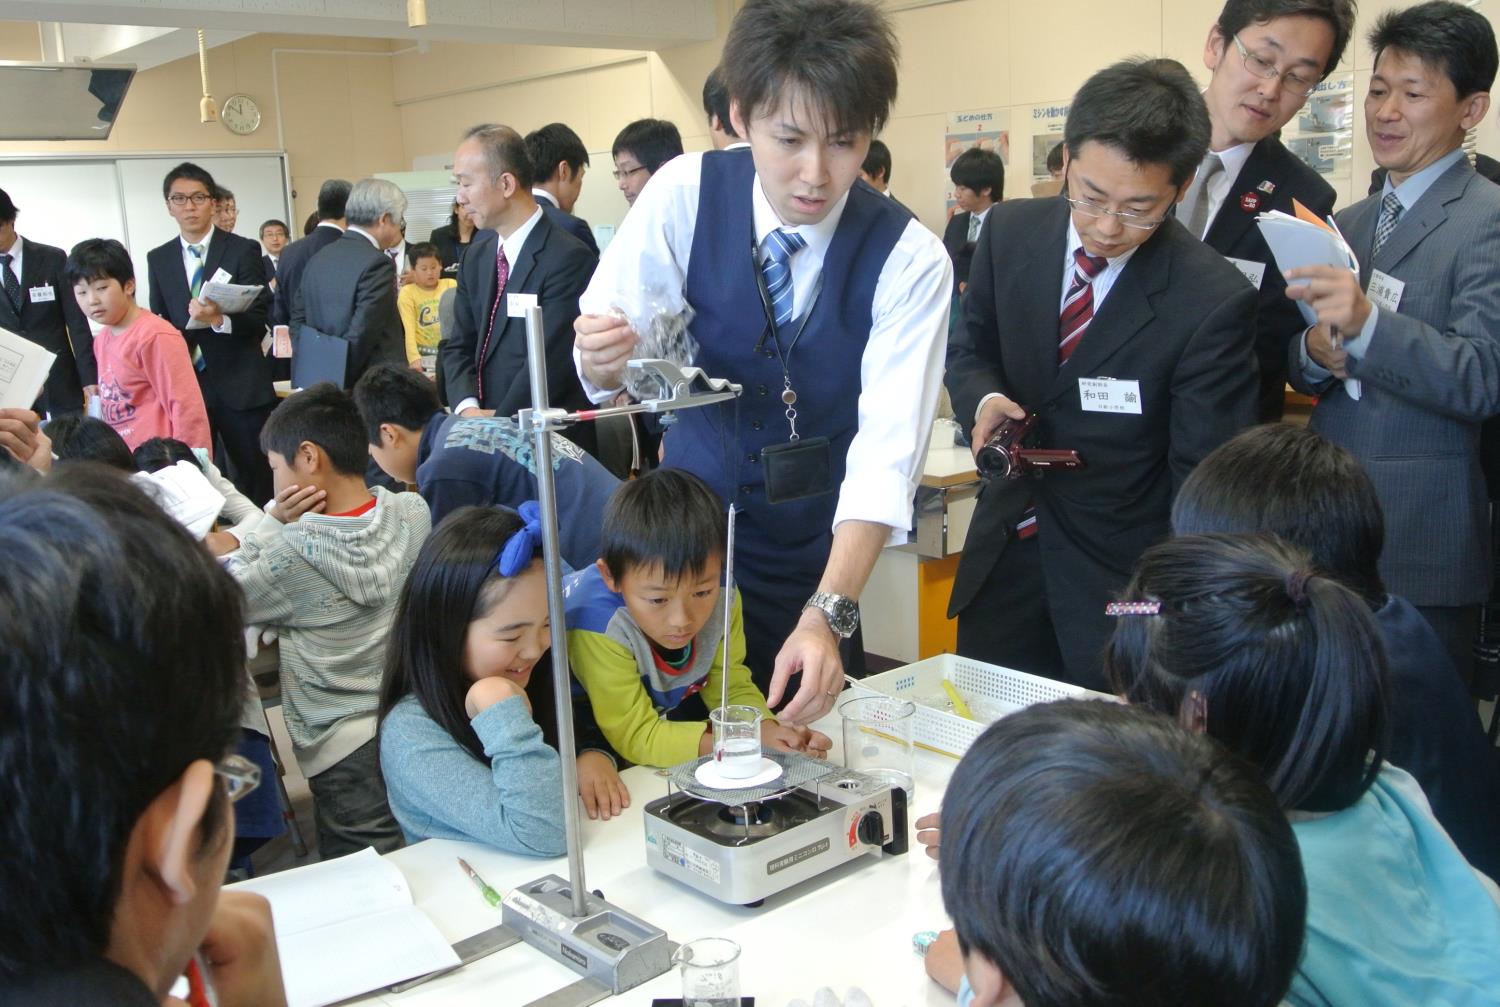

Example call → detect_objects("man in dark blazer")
445 124 597 453
291 178 407 391
524 122 600 255
272 179 350 328
1287 1 1500 688
0 188 95 415
145 162 274 503
946 59 1259 691
1182 0 1354 422
942 147 1005 296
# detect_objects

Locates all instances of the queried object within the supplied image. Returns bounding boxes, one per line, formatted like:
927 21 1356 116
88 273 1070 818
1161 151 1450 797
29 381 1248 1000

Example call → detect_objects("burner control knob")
856 810 886 847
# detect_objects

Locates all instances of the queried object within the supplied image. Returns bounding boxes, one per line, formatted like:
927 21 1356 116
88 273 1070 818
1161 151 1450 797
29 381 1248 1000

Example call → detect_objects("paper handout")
186 280 265 329
132 461 226 539
0 326 58 410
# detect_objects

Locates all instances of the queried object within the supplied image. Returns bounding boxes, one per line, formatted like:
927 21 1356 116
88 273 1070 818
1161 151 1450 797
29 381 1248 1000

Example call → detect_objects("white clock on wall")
221 94 262 135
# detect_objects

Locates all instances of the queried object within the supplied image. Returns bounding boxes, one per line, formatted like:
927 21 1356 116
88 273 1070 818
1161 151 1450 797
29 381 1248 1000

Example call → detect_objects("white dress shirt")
575 150 953 543
1191 141 1255 239
454 205 545 415
532 188 558 209
180 229 231 333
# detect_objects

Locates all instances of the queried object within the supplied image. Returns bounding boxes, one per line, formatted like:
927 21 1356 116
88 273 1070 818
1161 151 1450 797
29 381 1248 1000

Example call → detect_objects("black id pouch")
761 436 834 503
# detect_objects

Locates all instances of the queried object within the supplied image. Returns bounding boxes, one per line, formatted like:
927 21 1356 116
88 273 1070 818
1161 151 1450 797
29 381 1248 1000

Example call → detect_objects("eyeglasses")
1233 33 1319 98
216 753 262 804
167 193 214 207
612 164 648 181
1063 170 1170 231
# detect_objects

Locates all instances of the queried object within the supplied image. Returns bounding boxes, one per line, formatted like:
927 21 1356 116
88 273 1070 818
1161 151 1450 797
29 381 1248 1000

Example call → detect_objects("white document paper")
0 326 58 409
1256 209 1363 399
232 849 461 1007
132 461 225 538
186 280 264 329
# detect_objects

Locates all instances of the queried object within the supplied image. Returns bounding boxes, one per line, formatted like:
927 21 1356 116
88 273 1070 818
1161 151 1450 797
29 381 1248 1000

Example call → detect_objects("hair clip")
1105 600 1161 617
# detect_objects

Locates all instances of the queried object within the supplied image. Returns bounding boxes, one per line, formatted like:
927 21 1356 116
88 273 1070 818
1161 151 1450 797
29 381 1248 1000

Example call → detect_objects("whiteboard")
0 153 290 310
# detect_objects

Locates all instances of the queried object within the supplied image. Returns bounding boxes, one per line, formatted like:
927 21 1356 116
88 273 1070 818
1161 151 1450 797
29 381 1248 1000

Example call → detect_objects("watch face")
221 94 261 135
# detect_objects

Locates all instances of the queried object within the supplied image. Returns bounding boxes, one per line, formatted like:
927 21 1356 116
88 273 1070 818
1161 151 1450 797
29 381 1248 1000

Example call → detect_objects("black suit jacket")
532 191 600 255
290 231 404 389
0 238 95 413
941 211 981 294
273 223 342 326
1203 137 1335 421
262 254 277 282
946 196 1259 675
441 212 596 424
146 228 274 411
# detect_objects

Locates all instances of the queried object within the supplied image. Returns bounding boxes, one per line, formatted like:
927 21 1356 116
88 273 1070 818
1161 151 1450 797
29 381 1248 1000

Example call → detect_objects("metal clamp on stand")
507 304 741 1005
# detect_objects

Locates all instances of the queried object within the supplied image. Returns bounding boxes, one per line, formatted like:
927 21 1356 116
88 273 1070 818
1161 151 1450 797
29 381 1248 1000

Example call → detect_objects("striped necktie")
761 228 807 329
1373 192 1403 256
1058 248 1108 364
188 243 205 297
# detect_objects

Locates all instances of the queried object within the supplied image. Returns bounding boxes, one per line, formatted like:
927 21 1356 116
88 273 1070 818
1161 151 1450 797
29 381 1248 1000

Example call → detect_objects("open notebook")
232 849 461 1007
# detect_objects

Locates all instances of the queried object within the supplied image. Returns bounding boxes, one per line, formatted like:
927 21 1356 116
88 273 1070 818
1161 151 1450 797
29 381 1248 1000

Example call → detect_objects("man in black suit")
0 188 95 415
444 123 597 453
259 218 289 291
1183 0 1355 422
942 147 1005 295
525 122 600 254
273 179 350 328
291 178 407 390
146 162 275 503
946 58 1259 690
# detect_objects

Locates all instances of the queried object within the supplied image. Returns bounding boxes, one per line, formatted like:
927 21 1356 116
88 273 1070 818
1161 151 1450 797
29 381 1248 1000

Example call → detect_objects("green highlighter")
457 857 502 907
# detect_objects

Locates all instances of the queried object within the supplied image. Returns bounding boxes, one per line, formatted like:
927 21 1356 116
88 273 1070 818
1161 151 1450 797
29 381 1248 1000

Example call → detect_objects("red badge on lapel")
1240 192 1262 212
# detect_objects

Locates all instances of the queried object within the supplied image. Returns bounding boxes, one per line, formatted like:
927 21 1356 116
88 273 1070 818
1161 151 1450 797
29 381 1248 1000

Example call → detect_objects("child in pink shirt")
66 238 210 451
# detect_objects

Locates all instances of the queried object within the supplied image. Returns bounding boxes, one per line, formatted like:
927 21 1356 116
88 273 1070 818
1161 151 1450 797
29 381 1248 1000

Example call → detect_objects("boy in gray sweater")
222 384 431 858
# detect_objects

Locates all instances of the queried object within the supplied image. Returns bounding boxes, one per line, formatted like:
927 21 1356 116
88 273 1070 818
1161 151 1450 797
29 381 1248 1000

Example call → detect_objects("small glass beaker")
709 705 763 779
840 695 917 798
674 936 740 1007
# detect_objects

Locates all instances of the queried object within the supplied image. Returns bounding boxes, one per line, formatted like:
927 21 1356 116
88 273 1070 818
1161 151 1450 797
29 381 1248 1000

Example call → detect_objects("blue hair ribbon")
496 500 544 576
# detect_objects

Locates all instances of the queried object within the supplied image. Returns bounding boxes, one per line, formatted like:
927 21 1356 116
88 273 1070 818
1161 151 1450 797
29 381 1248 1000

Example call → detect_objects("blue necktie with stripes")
761 228 807 329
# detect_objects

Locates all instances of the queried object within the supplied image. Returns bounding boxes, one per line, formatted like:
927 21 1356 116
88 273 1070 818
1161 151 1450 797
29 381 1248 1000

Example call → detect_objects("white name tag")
1367 269 1404 312
210 267 233 285
506 292 538 317
28 284 55 303
1079 377 1142 414
1224 257 1265 290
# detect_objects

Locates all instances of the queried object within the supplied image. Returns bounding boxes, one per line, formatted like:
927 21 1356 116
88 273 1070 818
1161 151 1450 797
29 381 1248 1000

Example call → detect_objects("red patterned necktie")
1058 247 1108 364
476 247 510 402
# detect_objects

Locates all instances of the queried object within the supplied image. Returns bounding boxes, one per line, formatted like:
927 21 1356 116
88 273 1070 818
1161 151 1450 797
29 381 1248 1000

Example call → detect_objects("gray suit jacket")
1289 157 1500 606
291 231 404 389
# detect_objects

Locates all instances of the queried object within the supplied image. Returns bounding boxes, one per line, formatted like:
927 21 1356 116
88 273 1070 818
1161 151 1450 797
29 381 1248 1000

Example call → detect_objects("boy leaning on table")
563 468 832 768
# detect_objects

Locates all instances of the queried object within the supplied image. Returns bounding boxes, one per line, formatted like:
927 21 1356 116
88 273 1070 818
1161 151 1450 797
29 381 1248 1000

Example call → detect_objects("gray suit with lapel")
1290 157 1500 606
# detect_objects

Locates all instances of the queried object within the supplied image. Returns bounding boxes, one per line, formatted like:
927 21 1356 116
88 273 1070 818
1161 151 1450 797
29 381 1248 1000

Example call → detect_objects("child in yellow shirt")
397 242 455 380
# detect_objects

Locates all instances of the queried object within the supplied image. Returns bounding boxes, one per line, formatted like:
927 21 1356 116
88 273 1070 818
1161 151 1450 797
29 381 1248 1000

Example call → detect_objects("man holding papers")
1287 0 1500 688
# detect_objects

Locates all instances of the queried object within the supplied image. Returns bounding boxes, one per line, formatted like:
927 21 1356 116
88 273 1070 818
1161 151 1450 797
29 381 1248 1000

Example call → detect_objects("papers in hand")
231 849 461 1007
0 326 57 410
132 461 226 539
1256 200 1363 400
186 280 264 329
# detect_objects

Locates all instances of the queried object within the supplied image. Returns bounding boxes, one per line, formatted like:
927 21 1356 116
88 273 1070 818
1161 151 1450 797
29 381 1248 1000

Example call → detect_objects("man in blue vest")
574 0 952 724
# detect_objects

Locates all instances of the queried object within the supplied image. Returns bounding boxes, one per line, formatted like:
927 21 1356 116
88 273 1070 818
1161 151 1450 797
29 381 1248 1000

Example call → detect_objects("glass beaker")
709 705 763 779
674 936 740 1007
840 695 917 798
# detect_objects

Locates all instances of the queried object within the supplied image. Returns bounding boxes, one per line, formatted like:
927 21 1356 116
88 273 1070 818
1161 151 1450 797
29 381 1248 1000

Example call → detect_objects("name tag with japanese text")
1224 257 1265 290
1367 270 1404 313
1079 377 1142 414
210 267 233 285
506 292 538 317
28 284 55 303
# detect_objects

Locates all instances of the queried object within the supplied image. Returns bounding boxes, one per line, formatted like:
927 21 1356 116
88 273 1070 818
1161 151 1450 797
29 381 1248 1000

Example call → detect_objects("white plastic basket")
844 654 1114 759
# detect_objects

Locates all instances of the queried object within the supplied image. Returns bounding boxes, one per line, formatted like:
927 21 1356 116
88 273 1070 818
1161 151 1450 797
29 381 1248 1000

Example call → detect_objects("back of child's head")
133 436 201 474
380 504 535 763
599 468 726 583
63 237 134 289
353 363 443 444
259 382 368 476
1171 424 1386 605
941 699 1306 1007
0 465 244 980
1105 532 1388 813
408 241 440 267
43 414 135 472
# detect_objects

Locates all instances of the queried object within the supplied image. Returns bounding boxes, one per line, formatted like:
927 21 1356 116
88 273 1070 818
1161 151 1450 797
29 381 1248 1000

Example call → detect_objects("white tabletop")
338 719 960 1007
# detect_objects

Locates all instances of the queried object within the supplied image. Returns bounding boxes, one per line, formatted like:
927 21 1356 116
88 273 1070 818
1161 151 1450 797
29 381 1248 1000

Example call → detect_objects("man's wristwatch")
805 592 860 639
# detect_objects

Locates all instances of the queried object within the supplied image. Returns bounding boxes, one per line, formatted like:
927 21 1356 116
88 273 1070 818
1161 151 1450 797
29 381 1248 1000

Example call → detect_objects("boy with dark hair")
0 186 96 416
146 161 275 504
931 699 1305 1007
564 469 830 767
354 362 616 565
946 57 1259 690
577 0 952 723
610 118 684 206
66 237 210 452
42 414 136 471
0 466 286 1005
944 148 1005 293
1188 0 1354 422
524 122 599 253
221 382 431 858
702 65 741 149
396 241 455 379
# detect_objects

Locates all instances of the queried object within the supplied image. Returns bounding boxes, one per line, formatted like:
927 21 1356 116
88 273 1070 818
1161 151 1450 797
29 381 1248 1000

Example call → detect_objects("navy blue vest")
673 149 909 580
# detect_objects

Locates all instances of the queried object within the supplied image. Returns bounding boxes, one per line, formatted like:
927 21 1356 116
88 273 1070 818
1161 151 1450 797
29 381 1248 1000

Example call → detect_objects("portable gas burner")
643 750 908 906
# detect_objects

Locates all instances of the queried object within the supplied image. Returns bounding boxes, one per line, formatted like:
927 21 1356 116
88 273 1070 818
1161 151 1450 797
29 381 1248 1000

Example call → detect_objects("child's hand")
762 721 832 759
268 483 327 523
915 812 941 861
577 751 630 822
464 676 528 718
923 929 964 995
